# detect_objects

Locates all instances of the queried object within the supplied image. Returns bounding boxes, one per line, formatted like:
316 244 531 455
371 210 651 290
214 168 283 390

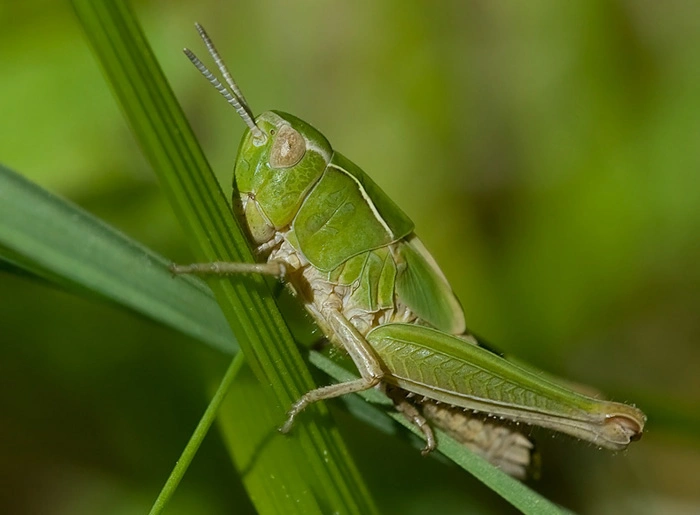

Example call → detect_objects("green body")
179 26 645 463
229 109 644 452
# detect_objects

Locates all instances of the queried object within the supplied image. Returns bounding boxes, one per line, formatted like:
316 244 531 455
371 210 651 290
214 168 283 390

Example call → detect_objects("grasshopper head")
233 111 332 244
185 24 332 244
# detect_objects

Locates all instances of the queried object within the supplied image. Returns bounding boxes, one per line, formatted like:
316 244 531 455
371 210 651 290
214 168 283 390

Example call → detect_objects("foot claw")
420 441 436 456
279 416 294 434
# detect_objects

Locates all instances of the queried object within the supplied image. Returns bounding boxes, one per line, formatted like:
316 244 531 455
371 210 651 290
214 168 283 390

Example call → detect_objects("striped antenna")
184 23 265 141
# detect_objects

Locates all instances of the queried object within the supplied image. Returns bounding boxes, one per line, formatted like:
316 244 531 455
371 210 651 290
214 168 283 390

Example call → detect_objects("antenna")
184 23 265 142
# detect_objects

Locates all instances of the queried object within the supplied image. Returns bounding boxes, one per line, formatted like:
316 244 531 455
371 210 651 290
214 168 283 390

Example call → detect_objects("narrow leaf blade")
69 1 378 513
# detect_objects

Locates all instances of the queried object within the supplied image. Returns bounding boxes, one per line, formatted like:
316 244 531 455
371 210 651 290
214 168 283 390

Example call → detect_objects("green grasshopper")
173 24 645 477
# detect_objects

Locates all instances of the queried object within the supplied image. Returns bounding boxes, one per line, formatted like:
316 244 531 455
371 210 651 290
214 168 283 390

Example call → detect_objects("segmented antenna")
194 23 252 109
184 23 265 141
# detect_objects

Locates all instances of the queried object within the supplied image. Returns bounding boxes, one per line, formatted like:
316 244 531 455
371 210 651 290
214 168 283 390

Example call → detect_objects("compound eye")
269 125 306 168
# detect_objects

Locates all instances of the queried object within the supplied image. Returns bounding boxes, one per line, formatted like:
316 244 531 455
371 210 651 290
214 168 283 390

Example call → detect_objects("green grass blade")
148 353 246 515
217 358 349 515
0 164 234 354
70 1 378 513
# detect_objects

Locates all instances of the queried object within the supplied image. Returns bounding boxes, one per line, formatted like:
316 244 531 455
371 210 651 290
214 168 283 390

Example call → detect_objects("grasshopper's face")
233 111 333 244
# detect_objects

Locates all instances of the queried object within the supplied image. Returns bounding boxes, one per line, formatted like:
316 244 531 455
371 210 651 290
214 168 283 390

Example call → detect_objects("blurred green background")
2 1 699 513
